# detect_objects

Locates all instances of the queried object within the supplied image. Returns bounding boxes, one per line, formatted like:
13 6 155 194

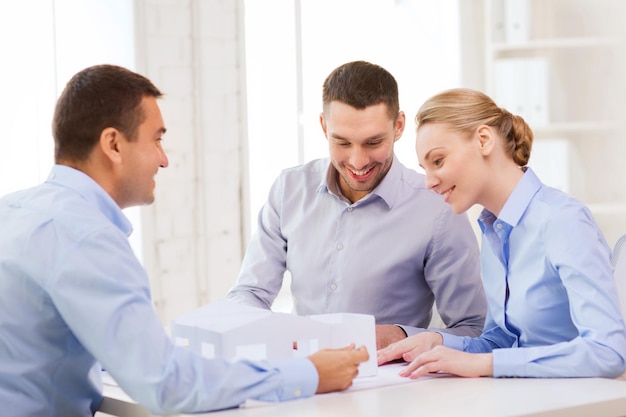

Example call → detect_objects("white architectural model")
170 300 378 377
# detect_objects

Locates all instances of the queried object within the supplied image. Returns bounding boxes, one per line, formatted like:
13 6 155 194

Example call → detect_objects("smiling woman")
376 87 626 380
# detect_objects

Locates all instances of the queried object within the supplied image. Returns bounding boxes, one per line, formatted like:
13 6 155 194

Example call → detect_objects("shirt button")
337 243 343 250
294 389 302 397
496 223 502 229
347 207 353 212
49 173 56 179
330 283 337 290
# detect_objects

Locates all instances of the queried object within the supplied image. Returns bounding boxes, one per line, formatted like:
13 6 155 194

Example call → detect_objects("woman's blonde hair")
415 88 533 166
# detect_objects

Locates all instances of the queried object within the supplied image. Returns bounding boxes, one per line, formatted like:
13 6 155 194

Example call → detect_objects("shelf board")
491 37 624 56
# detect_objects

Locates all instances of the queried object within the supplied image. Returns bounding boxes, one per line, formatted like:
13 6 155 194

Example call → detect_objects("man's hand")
375 324 407 350
398 346 493 378
308 344 369 393
377 332 443 365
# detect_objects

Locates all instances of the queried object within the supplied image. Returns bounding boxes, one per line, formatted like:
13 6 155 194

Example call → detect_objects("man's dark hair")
322 60 400 119
53 64 163 163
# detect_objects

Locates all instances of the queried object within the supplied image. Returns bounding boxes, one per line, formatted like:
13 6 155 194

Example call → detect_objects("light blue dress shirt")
227 157 487 337
442 168 626 377
0 165 318 417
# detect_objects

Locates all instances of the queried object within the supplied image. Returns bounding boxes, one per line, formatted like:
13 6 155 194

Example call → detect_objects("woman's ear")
476 125 494 155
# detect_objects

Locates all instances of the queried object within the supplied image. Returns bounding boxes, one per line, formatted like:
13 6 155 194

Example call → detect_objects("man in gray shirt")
228 61 486 349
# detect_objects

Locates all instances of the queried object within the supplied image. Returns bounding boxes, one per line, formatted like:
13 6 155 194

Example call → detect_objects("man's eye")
433 158 443 166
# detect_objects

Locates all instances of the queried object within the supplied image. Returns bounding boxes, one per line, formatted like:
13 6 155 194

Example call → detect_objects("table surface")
100 369 626 417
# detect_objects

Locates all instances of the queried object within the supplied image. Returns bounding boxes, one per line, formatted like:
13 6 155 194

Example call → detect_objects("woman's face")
415 123 487 214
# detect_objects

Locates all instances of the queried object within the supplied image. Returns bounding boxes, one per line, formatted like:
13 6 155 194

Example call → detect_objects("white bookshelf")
479 0 626 247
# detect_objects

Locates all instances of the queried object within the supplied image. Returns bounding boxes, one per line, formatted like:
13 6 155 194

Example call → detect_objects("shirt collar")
478 167 542 232
45 164 133 236
319 155 401 209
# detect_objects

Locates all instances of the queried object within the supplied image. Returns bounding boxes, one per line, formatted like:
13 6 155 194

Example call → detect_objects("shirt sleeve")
440 308 516 353
420 206 487 337
49 226 318 414
226 174 287 309
493 205 626 378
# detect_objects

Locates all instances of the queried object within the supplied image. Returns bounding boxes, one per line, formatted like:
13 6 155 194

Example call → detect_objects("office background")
1 0 624 325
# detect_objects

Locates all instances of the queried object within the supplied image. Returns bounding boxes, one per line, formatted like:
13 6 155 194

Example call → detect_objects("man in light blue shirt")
227 61 487 349
0 64 368 417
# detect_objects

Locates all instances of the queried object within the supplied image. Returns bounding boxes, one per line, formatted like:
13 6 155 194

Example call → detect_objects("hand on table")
398 346 493 379
308 344 369 393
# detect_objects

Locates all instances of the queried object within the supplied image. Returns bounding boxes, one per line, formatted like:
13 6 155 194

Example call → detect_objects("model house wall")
170 301 378 377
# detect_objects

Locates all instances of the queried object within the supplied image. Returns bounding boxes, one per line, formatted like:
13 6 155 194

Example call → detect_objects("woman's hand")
399 345 493 378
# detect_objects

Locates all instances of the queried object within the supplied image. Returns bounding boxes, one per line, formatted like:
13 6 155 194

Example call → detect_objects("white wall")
134 0 249 324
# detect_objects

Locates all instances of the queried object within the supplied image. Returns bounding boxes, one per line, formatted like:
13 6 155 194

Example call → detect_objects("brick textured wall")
134 0 249 324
